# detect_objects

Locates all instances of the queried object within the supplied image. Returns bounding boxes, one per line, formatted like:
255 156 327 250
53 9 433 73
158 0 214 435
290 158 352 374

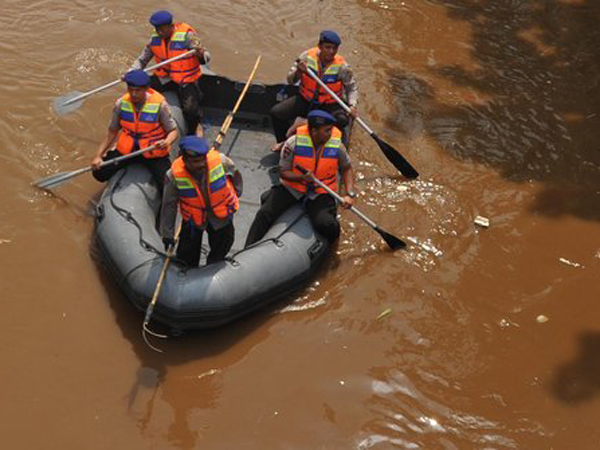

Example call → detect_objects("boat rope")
227 207 306 263
107 167 209 283
109 168 168 258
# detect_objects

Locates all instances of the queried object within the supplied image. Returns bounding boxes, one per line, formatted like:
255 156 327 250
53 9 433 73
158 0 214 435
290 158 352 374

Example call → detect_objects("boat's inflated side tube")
94 164 330 331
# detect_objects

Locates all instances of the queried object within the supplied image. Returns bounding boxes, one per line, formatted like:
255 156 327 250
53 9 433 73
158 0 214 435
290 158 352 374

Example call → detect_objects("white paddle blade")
53 91 85 116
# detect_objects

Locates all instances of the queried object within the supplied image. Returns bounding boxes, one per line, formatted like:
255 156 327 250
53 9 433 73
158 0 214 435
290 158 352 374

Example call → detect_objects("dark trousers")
270 94 349 142
92 149 170 190
177 220 235 267
245 185 340 247
150 76 204 135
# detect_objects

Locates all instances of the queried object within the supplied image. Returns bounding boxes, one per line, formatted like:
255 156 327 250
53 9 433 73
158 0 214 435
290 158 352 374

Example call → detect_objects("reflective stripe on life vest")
171 151 239 227
281 125 342 194
299 47 345 105
149 22 202 84
116 89 170 158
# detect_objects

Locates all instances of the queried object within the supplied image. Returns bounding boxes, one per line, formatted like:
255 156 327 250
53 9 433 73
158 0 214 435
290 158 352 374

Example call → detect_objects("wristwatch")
347 191 357 199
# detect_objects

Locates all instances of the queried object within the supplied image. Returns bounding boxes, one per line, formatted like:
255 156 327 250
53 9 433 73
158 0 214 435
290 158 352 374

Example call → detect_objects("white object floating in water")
536 315 549 323
474 216 490 228
559 257 584 268
377 308 393 320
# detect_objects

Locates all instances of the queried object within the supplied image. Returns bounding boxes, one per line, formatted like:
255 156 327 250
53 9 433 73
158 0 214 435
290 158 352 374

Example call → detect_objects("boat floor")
198 107 280 254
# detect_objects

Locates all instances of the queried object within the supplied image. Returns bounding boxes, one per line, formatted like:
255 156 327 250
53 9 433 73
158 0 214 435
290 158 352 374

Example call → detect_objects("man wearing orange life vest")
130 10 209 135
245 110 356 247
160 136 242 267
270 30 359 151
91 70 178 188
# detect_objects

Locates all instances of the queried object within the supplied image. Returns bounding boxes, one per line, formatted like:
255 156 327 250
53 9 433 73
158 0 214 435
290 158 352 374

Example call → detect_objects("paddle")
33 144 158 190
304 66 419 179
53 50 196 115
141 55 263 352
296 165 406 250
142 224 182 353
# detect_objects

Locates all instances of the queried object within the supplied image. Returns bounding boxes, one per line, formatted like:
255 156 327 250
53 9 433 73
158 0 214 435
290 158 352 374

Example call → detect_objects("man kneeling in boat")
91 69 178 189
160 136 242 267
245 110 356 246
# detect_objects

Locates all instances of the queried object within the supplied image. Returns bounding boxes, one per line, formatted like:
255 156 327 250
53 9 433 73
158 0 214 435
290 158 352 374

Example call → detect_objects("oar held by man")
130 10 209 135
91 69 178 189
246 110 356 247
160 136 242 267
270 30 359 149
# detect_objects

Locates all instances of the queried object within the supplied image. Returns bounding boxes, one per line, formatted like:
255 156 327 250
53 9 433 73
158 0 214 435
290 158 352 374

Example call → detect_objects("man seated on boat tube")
270 30 359 152
130 10 209 135
245 110 356 246
91 69 178 189
160 136 242 267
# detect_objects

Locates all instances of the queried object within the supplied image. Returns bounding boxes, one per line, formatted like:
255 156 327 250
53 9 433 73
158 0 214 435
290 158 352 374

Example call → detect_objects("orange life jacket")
299 47 346 105
149 22 202 84
116 89 170 158
281 125 342 194
171 151 239 227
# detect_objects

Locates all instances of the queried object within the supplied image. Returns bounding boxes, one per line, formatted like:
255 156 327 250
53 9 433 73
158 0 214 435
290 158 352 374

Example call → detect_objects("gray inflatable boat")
93 74 335 332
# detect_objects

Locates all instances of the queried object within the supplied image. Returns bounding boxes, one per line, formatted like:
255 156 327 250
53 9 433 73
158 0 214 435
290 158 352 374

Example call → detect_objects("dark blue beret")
307 110 336 127
150 10 173 27
123 70 150 87
180 136 210 156
319 30 341 46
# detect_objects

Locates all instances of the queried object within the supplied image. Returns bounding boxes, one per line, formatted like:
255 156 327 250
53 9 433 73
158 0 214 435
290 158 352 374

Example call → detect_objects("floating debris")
406 236 443 257
474 216 490 228
536 315 549 324
377 308 393 320
185 368 220 380
0 239 11 244
559 257 584 268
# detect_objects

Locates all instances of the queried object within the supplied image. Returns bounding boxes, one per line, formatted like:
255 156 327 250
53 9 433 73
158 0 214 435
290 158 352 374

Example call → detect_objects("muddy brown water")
1 1 600 448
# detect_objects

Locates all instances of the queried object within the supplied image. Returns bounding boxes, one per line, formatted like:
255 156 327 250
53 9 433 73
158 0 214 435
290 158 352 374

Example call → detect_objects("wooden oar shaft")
143 224 182 328
141 55 263 342
212 55 262 149
61 50 196 107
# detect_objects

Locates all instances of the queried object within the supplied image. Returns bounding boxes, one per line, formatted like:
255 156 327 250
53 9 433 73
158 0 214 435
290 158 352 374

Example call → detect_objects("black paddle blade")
372 133 419 179
375 226 406 251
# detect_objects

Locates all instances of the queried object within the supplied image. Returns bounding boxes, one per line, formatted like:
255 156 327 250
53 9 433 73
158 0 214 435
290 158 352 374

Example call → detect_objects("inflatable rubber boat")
93 73 339 332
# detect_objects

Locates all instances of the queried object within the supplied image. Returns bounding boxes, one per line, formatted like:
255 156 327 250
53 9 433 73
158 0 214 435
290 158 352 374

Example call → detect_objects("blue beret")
319 30 341 46
180 136 210 156
307 110 336 127
150 10 173 27
123 70 150 87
